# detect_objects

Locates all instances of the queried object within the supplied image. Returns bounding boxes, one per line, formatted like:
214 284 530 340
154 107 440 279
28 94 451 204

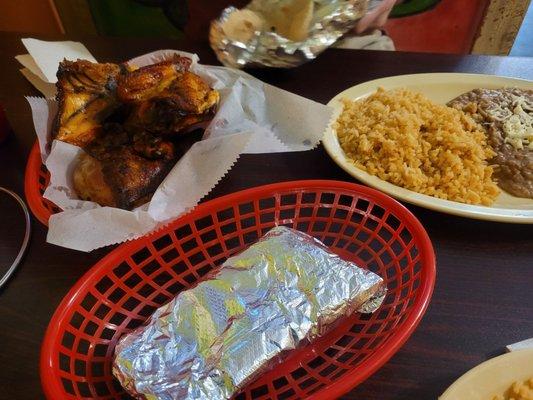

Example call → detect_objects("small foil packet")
113 226 386 400
209 0 377 68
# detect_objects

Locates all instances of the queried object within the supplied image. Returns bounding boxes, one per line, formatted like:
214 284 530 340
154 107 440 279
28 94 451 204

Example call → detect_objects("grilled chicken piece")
73 153 116 207
53 60 123 147
74 129 177 210
117 57 219 136
117 56 192 103
132 131 176 159
62 55 219 210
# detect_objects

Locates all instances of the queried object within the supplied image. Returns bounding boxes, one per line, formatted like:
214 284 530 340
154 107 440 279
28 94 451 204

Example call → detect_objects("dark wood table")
0 32 532 400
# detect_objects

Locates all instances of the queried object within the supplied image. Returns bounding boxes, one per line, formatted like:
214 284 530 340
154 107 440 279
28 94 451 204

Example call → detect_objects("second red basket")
40 180 435 400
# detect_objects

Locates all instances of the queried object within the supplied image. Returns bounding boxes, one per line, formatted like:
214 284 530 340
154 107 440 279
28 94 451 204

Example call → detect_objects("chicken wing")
117 56 219 136
117 56 192 103
53 60 123 147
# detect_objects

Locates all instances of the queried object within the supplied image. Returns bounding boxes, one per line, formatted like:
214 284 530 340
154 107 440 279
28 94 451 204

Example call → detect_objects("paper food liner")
28 49 333 251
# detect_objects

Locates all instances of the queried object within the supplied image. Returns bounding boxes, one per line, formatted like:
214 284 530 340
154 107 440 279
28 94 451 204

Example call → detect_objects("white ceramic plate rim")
439 349 533 400
323 73 533 223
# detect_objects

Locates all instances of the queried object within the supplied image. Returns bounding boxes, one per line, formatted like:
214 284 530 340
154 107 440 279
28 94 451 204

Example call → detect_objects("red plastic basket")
40 180 435 400
24 141 60 225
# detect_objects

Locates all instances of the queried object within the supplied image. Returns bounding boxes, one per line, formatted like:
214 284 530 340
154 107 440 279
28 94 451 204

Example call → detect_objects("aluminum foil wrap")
113 226 386 399
209 0 384 68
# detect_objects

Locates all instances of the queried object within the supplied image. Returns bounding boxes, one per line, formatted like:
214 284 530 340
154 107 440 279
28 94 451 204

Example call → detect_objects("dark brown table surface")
0 32 532 400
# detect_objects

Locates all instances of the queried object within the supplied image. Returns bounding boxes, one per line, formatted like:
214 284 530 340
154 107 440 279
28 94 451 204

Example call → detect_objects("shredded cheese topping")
487 93 533 150
502 97 533 150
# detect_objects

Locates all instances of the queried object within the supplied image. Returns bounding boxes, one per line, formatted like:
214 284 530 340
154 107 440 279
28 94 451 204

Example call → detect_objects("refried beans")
448 88 533 199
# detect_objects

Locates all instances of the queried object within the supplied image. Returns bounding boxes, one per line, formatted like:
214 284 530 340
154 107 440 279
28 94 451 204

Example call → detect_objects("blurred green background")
87 0 188 37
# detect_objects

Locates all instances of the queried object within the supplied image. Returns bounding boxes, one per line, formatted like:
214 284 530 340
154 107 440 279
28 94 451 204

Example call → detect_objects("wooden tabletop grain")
0 32 532 400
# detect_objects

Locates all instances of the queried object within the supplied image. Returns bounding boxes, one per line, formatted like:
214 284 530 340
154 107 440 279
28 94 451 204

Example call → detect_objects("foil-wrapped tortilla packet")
209 0 384 68
113 226 386 399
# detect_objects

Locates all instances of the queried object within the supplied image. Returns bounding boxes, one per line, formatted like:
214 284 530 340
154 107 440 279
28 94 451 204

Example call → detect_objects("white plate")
323 73 533 223
440 349 533 400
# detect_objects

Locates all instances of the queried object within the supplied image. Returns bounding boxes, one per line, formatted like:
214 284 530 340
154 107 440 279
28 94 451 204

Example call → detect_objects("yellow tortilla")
259 0 314 41
222 9 265 42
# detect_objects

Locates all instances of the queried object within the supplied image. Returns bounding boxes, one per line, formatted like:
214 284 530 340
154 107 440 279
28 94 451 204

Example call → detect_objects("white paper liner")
16 54 48 81
27 47 333 251
20 68 56 99
27 96 57 162
21 38 97 83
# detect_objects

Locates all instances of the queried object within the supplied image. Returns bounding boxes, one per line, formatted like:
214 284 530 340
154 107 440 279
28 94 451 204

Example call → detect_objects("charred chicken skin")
117 56 192 102
55 56 219 210
118 56 220 136
74 127 177 210
53 60 123 147
73 149 176 210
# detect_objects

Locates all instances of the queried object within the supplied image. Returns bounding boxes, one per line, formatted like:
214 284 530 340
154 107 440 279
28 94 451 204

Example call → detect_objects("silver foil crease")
113 226 386 400
209 0 382 68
